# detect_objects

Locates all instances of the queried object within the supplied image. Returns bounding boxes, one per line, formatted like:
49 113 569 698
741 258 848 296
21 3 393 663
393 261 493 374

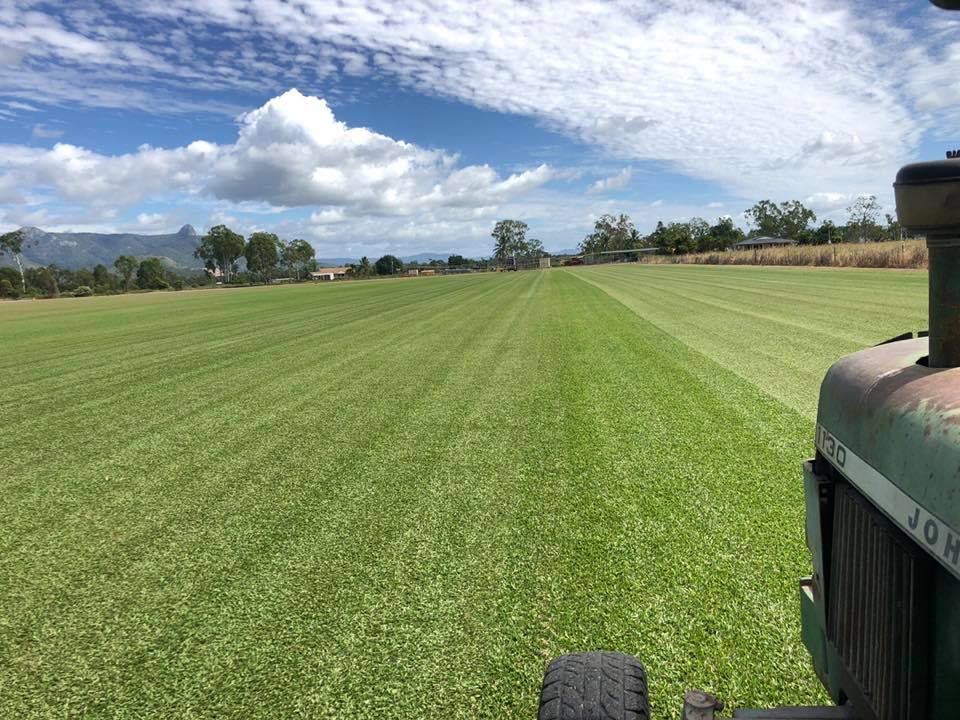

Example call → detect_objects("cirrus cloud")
1 0 951 203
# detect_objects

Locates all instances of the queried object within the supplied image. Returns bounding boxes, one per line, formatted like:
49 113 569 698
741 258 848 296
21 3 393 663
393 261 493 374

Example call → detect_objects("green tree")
847 195 881 242
811 220 838 245
281 238 315 280
447 254 467 267
492 219 530 261
113 255 138 291
706 216 745 250
93 263 111 287
244 232 282 283
883 213 903 242
744 200 816 240
136 257 168 289
25 266 58 296
0 229 30 293
374 254 403 275
347 256 374 278
72 268 95 291
580 214 639 254
688 217 711 252
658 222 695 255
525 238 547 259
0 267 19 297
195 225 245 282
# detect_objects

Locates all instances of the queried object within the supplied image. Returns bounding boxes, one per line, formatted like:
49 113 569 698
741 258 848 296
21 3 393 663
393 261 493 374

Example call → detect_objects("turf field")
0 265 927 718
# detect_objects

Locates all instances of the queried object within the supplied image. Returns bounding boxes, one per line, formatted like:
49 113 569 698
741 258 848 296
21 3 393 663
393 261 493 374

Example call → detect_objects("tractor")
536 4 960 717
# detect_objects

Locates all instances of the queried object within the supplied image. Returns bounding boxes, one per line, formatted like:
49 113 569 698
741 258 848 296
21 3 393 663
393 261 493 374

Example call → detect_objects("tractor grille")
827 482 931 720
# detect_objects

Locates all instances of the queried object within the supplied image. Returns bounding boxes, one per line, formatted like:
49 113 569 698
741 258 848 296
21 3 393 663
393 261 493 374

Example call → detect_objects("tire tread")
538 652 649 720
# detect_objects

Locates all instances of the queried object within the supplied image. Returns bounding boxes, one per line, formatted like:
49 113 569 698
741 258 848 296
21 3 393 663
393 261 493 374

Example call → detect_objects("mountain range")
5 225 204 270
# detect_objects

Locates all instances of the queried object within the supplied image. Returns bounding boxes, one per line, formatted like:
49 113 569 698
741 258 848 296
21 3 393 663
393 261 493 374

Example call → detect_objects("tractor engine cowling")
800 158 960 720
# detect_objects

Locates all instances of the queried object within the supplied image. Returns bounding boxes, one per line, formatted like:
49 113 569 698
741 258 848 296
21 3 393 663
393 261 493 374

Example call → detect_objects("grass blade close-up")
0 266 928 718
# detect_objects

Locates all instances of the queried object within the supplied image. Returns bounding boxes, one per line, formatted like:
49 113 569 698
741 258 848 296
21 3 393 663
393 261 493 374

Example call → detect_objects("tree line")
575 195 902 256
193 225 317 283
0 229 211 299
0 223 492 299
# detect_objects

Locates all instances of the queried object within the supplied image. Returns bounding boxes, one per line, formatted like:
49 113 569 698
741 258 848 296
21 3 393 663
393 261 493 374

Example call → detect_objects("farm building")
733 236 796 249
310 267 348 281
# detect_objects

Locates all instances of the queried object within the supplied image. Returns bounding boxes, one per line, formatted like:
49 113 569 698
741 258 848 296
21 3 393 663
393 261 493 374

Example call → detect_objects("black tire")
538 652 649 720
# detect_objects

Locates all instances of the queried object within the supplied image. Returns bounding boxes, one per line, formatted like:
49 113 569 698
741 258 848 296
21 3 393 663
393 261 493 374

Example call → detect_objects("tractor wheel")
538 651 649 720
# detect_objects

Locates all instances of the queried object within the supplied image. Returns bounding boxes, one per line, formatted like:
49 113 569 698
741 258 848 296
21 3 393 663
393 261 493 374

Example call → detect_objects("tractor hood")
816 336 960 580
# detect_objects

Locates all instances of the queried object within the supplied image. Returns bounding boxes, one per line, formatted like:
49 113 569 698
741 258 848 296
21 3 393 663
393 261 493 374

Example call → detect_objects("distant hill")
402 252 453 263
3 225 203 270
315 257 358 267
1 226 485 271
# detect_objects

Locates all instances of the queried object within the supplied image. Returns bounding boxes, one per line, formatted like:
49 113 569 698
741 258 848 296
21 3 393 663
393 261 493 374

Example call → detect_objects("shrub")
73 285 93 297
0 278 15 298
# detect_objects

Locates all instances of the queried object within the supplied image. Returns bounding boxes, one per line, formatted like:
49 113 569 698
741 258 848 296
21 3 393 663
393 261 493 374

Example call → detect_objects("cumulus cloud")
0 141 212 207
134 212 169 230
588 167 632 194
804 192 853 211
0 89 552 218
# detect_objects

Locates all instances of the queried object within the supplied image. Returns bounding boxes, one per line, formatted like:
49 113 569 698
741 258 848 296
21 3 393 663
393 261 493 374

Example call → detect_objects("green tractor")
537 7 960 718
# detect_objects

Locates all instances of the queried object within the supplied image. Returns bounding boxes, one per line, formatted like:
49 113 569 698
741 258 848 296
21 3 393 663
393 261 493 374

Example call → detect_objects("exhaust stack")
894 159 960 368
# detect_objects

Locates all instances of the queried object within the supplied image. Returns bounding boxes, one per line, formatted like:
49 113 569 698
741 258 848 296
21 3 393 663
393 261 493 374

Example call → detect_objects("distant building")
310 267 348 281
733 236 796 249
407 268 419 277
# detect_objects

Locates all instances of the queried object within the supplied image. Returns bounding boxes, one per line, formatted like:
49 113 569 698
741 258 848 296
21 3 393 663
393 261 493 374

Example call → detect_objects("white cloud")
707 201 724 209
587 167 632 194
7 100 38 111
0 89 552 220
1 0 956 254
134 211 169 230
339 51 369 76
206 90 552 212
78 0 930 201
0 140 212 207
650 199 664 208
0 44 24 65
32 124 63 138
804 192 853 211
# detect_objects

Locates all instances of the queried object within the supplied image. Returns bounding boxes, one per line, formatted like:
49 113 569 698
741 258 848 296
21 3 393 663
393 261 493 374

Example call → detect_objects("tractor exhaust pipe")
894 158 960 368
927 238 960 368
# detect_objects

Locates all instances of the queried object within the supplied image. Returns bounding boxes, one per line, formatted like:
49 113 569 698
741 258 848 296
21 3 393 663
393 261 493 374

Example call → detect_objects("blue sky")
1 0 959 258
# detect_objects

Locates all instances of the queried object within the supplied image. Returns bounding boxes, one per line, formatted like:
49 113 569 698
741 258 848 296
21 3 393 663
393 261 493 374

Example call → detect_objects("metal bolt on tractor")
536 3 960 718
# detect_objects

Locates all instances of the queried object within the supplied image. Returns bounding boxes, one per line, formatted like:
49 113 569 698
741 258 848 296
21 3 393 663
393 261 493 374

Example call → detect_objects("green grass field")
0 265 927 718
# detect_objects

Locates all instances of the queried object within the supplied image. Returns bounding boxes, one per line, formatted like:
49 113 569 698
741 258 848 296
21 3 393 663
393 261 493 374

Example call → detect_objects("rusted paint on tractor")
817 336 960 534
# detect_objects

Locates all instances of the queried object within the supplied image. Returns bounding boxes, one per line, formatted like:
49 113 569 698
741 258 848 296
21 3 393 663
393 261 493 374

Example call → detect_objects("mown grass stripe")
0 266 926 717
